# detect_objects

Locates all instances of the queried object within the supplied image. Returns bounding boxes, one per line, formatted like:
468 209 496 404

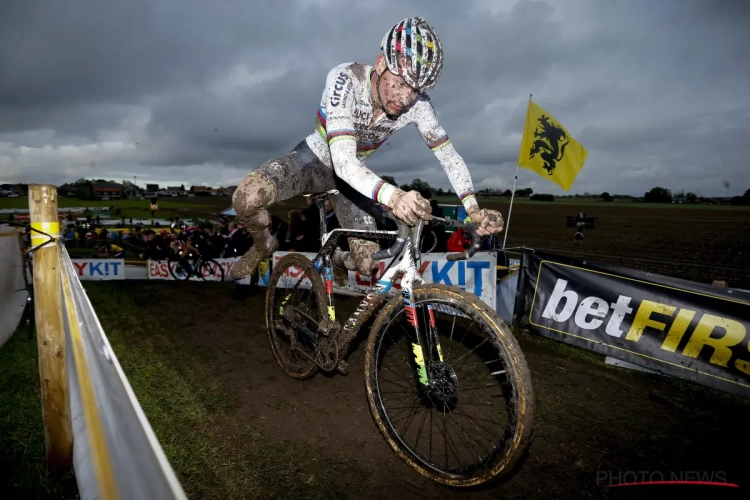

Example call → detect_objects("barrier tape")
59 249 119 499
59 246 188 498
30 221 59 249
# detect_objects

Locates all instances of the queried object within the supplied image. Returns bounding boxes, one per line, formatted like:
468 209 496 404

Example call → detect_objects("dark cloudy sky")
2 0 749 197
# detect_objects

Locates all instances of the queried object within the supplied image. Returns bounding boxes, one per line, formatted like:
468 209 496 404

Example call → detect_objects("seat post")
315 197 327 241
303 191 338 242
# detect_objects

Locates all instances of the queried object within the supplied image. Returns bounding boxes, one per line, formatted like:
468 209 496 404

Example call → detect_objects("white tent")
0 225 28 348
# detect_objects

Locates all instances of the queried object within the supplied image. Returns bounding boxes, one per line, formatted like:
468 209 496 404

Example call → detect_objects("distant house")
192 185 213 196
58 183 79 197
671 196 687 204
121 181 140 199
93 182 124 200
165 186 186 196
0 183 24 195
710 197 734 205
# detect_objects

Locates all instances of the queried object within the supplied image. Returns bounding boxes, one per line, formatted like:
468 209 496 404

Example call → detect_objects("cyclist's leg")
329 179 380 283
230 140 335 280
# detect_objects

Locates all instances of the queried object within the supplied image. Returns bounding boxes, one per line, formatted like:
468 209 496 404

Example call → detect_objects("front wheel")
168 254 191 280
198 258 225 282
364 283 534 487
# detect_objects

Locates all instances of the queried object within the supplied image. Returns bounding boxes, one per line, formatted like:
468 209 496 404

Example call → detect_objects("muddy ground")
110 280 749 500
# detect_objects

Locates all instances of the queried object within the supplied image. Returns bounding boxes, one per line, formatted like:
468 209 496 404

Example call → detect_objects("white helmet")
380 17 444 92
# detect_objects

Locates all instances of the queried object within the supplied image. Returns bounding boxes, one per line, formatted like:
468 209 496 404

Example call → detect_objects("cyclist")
229 17 504 283
172 226 209 271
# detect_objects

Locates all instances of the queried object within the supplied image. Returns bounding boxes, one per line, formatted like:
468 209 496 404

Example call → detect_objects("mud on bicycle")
265 189 534 487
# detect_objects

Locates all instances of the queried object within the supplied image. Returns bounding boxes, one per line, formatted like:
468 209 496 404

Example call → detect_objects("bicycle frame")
287 191 481 385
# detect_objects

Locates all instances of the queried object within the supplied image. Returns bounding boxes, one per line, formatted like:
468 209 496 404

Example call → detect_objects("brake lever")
444 218 481 262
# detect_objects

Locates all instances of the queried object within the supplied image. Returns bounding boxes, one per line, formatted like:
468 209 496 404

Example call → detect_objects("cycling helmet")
380 17 444 92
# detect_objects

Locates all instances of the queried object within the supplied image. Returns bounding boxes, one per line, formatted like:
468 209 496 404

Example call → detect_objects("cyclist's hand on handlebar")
389 189 433 226
467 207 504 236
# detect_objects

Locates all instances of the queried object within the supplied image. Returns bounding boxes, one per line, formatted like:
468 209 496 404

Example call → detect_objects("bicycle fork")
403 291 445 388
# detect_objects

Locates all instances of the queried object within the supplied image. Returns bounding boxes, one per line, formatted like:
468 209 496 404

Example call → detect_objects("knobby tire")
364 283 535 487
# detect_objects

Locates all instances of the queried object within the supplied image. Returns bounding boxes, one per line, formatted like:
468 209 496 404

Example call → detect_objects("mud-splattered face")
373 54 418 116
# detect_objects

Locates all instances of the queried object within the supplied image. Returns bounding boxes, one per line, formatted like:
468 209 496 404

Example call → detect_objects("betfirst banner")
517 249 750 398
70 259 126 281
269 251 497 309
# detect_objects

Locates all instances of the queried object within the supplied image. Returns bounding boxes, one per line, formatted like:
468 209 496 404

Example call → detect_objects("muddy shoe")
229 235 279 281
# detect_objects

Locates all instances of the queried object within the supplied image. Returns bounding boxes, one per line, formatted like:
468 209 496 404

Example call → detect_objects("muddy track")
119 281 749 499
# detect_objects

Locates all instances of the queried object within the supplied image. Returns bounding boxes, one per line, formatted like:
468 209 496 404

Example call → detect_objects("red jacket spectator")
446 229 472 252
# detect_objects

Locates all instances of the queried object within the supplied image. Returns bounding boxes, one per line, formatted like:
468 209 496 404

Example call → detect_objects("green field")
0 196 225 220
0 284 368 499
2 195 747 223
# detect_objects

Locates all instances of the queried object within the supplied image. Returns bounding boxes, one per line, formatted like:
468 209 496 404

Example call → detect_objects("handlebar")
437 217 481 261
370 214 481 262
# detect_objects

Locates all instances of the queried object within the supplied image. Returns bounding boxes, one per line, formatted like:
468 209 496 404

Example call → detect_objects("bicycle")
265 189 534 487
168 241 225 282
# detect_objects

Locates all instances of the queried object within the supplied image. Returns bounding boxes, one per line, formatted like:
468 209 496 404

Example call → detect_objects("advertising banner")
146 257 267 285
270 251 497 310
516 249 750 398
70 259 126 281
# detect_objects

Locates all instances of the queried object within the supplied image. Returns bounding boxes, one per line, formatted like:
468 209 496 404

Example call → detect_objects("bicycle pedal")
336 361 349 375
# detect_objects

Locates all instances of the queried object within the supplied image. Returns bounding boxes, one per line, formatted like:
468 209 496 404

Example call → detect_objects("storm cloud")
1 0 749 196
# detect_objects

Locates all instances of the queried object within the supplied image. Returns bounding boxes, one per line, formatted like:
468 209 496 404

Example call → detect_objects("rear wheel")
364 283 534 487
266 253 326 379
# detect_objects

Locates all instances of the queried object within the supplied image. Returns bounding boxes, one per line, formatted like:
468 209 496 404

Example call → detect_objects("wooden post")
28 184 73 473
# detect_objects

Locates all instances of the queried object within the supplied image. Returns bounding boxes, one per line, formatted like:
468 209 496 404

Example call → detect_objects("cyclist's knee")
233 169 276 216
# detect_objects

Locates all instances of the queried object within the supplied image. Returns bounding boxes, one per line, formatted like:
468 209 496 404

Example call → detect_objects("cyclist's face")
375 55 418 115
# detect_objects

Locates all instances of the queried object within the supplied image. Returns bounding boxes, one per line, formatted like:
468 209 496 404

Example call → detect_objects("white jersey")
304 62 478 210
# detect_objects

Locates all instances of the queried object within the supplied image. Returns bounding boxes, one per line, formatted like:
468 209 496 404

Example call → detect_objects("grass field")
0 283 368 499
0 326 79 498
2 194 748 220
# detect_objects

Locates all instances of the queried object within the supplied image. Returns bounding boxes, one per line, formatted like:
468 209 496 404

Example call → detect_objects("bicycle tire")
199 258 225 282
266 253 326 380
364 283 534 487
168 254 191 281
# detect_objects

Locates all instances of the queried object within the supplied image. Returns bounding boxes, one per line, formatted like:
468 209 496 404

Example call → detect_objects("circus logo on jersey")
330 72 350 107
528 114 569 175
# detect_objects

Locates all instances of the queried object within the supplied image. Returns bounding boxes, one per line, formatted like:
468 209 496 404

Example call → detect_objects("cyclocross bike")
265 190 534 487
168 241 225 282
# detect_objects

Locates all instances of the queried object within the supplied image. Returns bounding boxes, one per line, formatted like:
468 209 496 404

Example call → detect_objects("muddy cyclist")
229 17 505 284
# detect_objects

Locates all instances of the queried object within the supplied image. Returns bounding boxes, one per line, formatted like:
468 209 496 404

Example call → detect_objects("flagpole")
502 93 532 250
502 163 520 249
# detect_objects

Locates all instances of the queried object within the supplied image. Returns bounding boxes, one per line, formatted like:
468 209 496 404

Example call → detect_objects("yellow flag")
517 98 588 191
